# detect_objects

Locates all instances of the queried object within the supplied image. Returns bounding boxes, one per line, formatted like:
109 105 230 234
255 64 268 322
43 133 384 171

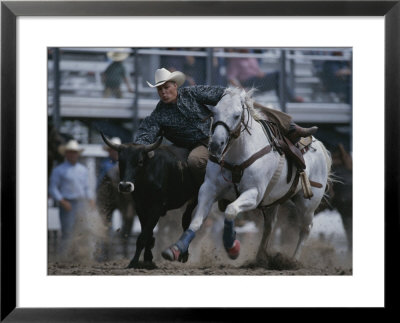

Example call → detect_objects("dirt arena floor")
48 206 352 276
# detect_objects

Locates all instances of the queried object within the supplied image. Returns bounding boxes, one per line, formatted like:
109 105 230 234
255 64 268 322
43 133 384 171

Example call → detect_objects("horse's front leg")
225 188 260 221
161 181 219 262
221 188 262 260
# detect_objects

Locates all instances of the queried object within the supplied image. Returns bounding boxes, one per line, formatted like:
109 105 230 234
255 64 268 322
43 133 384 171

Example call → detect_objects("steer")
101 132 198 268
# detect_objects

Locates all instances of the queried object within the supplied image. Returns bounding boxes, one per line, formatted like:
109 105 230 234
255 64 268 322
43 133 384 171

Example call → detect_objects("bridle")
210 102 251 160
211 110 244 140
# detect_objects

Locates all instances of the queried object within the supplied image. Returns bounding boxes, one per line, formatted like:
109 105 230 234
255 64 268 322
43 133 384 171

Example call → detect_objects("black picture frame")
1 1 399 321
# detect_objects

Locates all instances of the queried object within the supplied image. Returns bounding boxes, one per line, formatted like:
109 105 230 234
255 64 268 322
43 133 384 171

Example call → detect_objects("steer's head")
100 132 162 193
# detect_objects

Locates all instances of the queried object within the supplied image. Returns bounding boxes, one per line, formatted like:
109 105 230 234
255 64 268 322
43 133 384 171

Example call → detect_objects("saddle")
209 117 322 206
259 119 306 179
258 119 320 200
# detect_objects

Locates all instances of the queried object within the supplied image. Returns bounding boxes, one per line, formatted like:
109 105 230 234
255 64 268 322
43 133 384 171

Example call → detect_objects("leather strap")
263 154 286 198
263 170 301 208
310 180 323 188
209 145 272 183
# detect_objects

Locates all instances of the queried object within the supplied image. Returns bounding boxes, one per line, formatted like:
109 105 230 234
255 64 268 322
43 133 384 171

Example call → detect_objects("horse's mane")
223 87 279 122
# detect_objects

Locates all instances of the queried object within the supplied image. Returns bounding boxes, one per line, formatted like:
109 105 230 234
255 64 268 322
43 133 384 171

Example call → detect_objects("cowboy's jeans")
187 145 209 188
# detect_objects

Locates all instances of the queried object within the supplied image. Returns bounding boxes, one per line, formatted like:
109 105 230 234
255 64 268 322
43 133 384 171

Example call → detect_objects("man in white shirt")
49 140 94 254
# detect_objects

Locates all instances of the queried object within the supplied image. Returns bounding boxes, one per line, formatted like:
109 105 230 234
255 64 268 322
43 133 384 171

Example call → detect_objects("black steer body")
101 132 198 268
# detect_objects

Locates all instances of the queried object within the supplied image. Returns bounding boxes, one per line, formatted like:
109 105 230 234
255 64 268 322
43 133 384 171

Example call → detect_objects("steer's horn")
144 136 163 152
100 131 122 152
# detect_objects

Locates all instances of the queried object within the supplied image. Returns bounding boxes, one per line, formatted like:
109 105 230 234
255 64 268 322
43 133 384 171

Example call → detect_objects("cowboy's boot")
286 124 318 144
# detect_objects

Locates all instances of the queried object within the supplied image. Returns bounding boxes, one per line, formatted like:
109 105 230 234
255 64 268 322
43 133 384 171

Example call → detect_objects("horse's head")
208 88 252 161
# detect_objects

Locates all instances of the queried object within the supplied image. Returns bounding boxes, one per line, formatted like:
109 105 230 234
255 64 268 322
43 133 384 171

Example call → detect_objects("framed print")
1 0 399 321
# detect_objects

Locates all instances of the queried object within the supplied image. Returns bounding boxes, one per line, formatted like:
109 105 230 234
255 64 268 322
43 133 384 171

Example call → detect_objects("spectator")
226 49 303 103
49 139 95 255
321 52 352 103
211 48 228 86
97 137 120 189
102 49 134 98
182 48 206 86
160 48 206 86
160 48 186 73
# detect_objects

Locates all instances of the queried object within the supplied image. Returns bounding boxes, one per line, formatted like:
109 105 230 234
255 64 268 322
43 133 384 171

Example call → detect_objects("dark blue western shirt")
135 85 226 149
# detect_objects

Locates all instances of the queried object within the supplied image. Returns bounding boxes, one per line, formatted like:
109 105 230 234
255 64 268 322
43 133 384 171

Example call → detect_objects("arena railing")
48 47 352 134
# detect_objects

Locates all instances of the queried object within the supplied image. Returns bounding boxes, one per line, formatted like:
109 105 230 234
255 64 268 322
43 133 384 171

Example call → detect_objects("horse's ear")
243 88 256 107
239 89 248 104
247 88 256 98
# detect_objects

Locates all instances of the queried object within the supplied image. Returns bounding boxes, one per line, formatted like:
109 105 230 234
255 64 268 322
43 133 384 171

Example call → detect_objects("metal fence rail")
48 47 352 141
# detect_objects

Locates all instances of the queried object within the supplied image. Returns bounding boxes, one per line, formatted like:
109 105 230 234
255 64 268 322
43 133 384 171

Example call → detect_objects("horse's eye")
234 114 240 120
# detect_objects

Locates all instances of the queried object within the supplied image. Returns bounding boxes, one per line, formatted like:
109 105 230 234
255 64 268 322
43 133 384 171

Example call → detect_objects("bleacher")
48 48 352 125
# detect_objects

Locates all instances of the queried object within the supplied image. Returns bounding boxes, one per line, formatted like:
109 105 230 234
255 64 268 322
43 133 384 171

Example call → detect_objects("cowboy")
49 140 95 254
97 137 121 189
102 49 134 98
134 68 317 187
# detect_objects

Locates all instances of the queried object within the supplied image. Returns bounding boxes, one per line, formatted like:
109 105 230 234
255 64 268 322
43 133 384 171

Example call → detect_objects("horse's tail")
317 139 334 192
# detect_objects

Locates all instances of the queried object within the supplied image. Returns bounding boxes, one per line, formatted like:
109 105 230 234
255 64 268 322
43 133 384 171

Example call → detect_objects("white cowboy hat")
146 68 186 88
103 137 121 151
107 49 130 62
58 139 84 155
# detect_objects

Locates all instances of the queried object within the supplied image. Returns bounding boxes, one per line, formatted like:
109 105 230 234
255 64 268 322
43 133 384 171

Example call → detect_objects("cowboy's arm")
188 85 226 106
134 106 162 145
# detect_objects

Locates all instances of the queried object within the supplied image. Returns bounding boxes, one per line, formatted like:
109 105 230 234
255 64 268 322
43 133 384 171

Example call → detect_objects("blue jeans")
59 199 85 253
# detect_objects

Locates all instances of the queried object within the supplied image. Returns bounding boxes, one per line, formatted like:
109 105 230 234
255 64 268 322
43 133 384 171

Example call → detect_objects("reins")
209 144 272 183
210 102 252 161
209 102 272 195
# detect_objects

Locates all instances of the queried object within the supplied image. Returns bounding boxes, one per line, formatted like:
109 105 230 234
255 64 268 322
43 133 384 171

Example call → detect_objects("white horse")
162 87 332 263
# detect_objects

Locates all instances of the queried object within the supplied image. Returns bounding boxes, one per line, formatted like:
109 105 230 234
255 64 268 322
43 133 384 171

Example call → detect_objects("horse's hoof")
161 245 180 262
226 239 240 260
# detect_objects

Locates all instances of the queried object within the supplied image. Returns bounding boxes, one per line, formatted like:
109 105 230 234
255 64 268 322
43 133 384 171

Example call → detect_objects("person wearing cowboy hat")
135 67 318 188
97 137 121 189
135 68 226 187
49 139 95 255
102 49 134 98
